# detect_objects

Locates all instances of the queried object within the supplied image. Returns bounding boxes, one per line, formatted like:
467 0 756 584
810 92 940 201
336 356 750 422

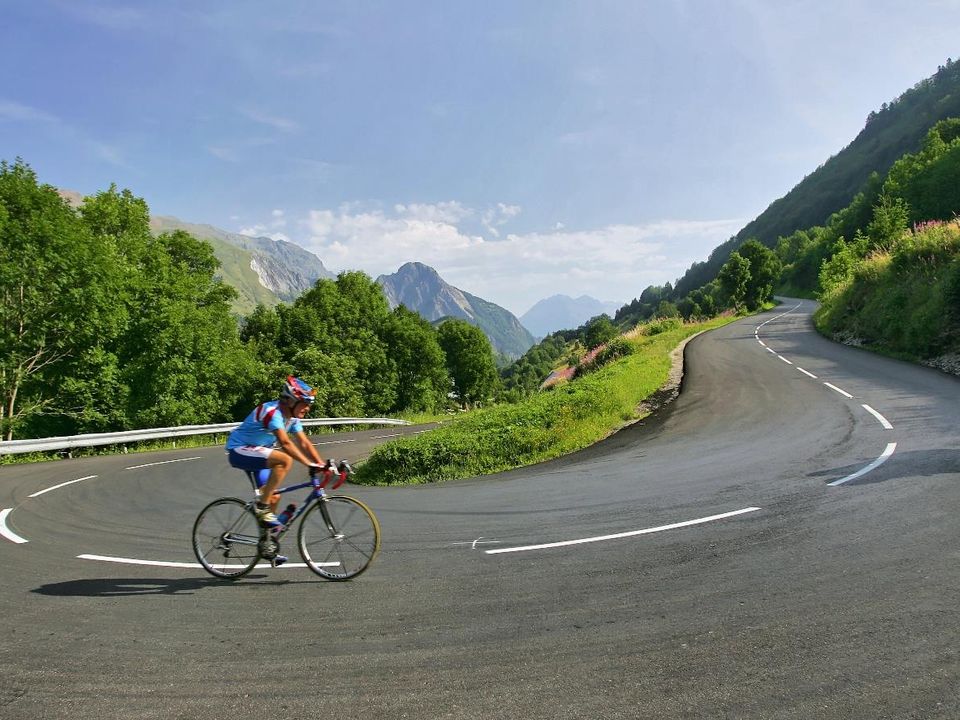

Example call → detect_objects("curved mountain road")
2 299 958 719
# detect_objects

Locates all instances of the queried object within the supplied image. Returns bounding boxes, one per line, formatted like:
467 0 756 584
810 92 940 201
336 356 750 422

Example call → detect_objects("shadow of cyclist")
31 575 302 597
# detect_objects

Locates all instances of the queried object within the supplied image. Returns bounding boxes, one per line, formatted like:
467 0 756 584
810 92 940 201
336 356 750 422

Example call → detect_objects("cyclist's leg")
260 450 294 511
228 447 283 522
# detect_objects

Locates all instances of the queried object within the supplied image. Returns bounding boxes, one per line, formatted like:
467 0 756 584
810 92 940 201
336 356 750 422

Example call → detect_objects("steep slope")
150 216 335 313
674 59 960 297
377 262 535 359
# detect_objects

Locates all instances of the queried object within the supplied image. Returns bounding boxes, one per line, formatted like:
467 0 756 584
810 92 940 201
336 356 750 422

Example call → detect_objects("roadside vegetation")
355 315 734 485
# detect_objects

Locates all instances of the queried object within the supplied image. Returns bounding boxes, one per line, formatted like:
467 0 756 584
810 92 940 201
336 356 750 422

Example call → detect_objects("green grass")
354 315 736 485
814 221 960 359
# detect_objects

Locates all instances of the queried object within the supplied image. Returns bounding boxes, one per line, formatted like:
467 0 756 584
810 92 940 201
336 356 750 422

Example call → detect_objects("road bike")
191 460 380 581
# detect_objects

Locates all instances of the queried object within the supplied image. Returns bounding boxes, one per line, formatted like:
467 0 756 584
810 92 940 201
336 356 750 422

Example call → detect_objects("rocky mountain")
377 262 535 359
520 294 622 338
149 216 335 313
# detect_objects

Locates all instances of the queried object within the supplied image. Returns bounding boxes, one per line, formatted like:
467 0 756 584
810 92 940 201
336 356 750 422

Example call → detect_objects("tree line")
0 160 499 441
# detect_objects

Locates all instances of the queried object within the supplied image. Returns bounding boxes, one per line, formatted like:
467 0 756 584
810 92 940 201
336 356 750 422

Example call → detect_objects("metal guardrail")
0 418 411 455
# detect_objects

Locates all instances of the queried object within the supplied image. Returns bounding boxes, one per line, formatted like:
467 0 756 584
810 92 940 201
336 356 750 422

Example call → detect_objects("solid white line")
861 404 893 430
484 507 762 555
778 356 793 365
797 367 818 379
76 554 338 569
0 509 28 544
126 457 201 470
758 340 767 347
766 347 776 354
824 382 853 398
29 475 98 498
828 443 897 486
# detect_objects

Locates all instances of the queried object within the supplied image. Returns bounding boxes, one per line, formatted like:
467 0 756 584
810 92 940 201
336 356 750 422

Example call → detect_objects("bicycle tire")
192 497 262 579
298 496 381 580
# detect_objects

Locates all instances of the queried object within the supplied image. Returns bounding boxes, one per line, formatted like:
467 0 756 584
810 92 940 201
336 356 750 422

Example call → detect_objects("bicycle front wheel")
298 496 381 580
192 497 262 579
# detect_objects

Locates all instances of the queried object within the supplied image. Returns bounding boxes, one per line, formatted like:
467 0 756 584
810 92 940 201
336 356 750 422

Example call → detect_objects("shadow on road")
809 448 960 486
31 575 303 597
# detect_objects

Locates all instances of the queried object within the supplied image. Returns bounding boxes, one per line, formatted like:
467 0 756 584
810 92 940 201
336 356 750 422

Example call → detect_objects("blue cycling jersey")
226 400 303 450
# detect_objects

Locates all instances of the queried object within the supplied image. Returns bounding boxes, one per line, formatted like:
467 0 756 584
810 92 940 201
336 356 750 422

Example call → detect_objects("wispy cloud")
0 98 125 166
241 108 299 133
287 202 743 314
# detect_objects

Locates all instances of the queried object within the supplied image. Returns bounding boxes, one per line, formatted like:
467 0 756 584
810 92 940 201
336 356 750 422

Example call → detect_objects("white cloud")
287 202 744 315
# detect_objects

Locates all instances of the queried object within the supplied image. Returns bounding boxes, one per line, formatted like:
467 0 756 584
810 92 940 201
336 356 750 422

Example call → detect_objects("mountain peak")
521 294 621 338
377 262 534 358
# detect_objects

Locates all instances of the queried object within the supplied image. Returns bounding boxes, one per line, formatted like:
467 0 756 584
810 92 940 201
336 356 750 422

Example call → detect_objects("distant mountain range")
149 216 335 313
377 262 535 358
59 191 541 359
520 294 621 338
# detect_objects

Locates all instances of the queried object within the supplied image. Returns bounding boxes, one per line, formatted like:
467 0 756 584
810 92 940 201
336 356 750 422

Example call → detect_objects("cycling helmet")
281 375 316 405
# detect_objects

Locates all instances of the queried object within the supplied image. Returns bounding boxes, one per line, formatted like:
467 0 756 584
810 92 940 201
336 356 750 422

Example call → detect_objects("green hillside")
674 58 960 298
200 235 283 315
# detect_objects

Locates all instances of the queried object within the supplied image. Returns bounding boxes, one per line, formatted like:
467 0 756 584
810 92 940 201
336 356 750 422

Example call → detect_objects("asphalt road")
2 299 958 719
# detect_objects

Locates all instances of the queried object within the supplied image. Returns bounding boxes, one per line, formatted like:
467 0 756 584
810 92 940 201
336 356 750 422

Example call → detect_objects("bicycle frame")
244 466 347 537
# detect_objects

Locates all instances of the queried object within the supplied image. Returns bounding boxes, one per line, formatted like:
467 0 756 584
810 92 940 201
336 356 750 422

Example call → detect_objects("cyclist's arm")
274 427 322 467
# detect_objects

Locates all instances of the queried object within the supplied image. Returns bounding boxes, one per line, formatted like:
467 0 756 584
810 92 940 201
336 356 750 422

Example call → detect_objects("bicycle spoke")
192 498 261 579
298 496 380 580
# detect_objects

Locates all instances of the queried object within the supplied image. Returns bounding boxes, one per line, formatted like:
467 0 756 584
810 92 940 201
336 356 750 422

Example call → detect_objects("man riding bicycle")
226 376 327 527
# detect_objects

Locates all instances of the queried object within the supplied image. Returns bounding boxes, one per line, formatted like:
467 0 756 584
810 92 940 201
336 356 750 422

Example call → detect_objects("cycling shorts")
228 446 273 473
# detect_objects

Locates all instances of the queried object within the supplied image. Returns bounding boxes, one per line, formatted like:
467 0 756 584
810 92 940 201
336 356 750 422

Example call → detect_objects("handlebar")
310 458 353 490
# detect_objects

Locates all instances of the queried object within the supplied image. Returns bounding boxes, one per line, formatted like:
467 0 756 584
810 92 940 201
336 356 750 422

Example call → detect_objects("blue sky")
2 1 959 316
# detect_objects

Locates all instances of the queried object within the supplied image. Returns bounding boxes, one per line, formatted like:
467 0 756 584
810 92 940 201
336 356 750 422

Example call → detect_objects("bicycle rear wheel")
298 496 381 580
192 497 262 579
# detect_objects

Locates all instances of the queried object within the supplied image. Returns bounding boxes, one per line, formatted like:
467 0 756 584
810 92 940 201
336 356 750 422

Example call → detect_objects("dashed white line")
0 509 28 544
797 367 818 379
823 382 854 398
126 457 201 470
862 404 894 430
827 443 897 486
485 507 761 555
778 356 793 365
29 475 98 498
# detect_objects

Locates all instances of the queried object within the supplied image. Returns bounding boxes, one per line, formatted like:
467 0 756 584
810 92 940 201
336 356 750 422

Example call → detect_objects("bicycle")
191 460 381 581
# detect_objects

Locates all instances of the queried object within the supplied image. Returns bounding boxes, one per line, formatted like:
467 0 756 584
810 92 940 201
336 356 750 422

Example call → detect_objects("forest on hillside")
0 160 501 441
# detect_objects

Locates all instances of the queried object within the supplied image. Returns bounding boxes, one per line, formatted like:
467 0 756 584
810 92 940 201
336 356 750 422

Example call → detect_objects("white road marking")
861 404 893 430
29 475 98 498
778 356 793 365
758 340 767 347
797 367 818 379
0 509 28 544
451 537 504 549
126 457 201 470
76 554 341 569
766 347 776 354
828 443 897 486
372 433 401 439
314 439 357 446
485 507 761 555
823 382 853 398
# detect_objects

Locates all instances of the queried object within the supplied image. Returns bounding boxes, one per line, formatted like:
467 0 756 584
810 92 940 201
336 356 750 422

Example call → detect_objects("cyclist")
226 376 327 527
